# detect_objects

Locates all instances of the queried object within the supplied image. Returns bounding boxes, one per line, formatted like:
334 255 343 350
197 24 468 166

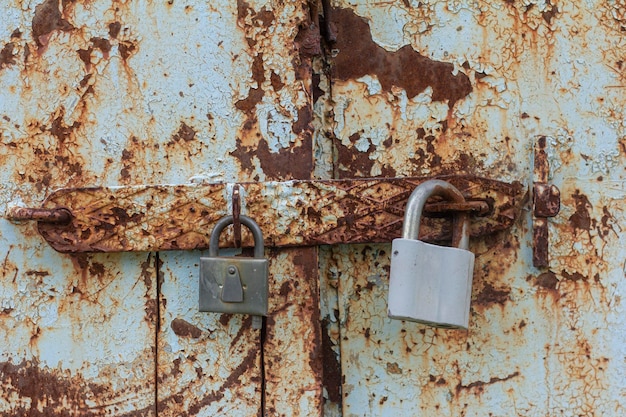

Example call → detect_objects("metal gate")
1 1 625 416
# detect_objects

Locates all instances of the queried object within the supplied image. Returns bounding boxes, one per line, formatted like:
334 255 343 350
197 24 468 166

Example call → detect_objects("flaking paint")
317 1 626 416
1 0 320 415
1 0 625 416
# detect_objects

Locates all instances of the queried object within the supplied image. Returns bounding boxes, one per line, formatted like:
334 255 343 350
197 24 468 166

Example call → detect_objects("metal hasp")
533 137 561 267
199 215 268 328
6 207 72 225
388 180 475 329
6 175 525 253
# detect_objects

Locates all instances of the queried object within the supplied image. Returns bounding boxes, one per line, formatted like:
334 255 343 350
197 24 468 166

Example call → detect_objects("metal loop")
403 180 470 250
209 215 264 258
232 185 242 248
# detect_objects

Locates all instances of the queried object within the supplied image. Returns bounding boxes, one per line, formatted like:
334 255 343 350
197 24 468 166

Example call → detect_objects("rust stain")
455 371 520 395
0 359 155 416
270 71 284 92
170 122 196 143
108 21 121 39
568 190 592 232
474 282 511 306
32 0 75 49
561 270 588 282
141 253 156 323
263 248 323 416
294 21 321 58
599 206 620 239
294 250 323 383
50 108 80 144
0 42 16 69
533 217 549 267
157 347 259 416
230 129 314 180
170 318 202 338
500 0 560 29
535 271 559 290
119 40 137 61
120 146 134 182
386 362 402 375
234 54 265 113
92 37 112 57
542 3 559 25
334 132 397 178
231 0 314 183
234 0 276 112
321 318 342 405
330 7 472 107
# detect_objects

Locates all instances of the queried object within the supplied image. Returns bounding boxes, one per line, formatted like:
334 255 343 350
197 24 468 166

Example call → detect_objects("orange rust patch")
569 190 592 232
108 21 121 38
171 122 196 143
0 358 155 416
119 40 137 61
0 42 16 69
235 54 265 114
535 271 559 289
474 282 511 307
32 0 74 49
171 318 202 338
330 7 472 107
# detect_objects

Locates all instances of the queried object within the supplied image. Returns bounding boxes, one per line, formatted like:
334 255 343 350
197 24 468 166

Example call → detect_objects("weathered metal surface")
155 250 262 417
26 176 523 253
263 248 323 417
1 0 319 414
1 0 163 413
235 0 326 413
3 0 625 416
318 2 626 416
0 251 158 416
149 0 323 414
532 136 561 267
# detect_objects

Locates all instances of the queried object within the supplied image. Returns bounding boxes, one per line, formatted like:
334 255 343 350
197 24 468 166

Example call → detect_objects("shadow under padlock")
199 215 268 329
387 180 476 329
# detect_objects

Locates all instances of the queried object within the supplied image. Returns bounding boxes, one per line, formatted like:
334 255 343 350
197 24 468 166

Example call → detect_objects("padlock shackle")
209 215 264 258
403 180 470 250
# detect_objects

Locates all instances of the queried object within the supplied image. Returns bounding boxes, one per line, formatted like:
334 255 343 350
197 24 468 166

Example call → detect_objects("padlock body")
200 256 268 316
388 238 475 329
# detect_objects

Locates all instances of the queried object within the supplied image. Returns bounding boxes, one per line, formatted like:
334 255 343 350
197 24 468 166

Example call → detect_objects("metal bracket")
6 175 524 253
533 137 561 268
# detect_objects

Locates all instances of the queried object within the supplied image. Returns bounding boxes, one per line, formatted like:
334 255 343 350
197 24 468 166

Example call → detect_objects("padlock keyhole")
221 265 244 303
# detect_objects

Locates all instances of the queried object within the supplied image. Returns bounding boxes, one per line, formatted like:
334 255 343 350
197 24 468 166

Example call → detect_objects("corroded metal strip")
36 176 524 253
533 137 560 267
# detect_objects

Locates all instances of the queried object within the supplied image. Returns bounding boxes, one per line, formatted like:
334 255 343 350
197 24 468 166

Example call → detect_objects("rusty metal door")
1 1 322 415
316 3 626 417
2 1 626 417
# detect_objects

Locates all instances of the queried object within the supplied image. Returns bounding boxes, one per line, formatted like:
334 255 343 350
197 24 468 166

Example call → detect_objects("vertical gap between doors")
154 251 162 415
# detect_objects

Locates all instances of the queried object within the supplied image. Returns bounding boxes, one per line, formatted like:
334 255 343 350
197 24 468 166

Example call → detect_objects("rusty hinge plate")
533 137 561 268
10 175 524 253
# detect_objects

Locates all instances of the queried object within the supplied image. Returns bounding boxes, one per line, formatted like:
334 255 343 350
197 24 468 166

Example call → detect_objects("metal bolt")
228 266 236 274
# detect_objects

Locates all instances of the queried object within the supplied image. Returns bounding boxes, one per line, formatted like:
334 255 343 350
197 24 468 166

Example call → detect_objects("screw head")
227 266 236 274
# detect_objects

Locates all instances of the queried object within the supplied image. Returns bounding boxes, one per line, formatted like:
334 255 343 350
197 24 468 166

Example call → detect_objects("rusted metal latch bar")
533 137 561 268
6 175 524 254
7 207 72 225
232 184 242 248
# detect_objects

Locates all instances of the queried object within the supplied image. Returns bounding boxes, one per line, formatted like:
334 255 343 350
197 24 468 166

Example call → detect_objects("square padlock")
199 256 268 316
199 215 269 317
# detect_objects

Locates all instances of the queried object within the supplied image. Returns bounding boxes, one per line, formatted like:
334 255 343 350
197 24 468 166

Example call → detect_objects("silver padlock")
387 180 475 329
200 215 268 327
